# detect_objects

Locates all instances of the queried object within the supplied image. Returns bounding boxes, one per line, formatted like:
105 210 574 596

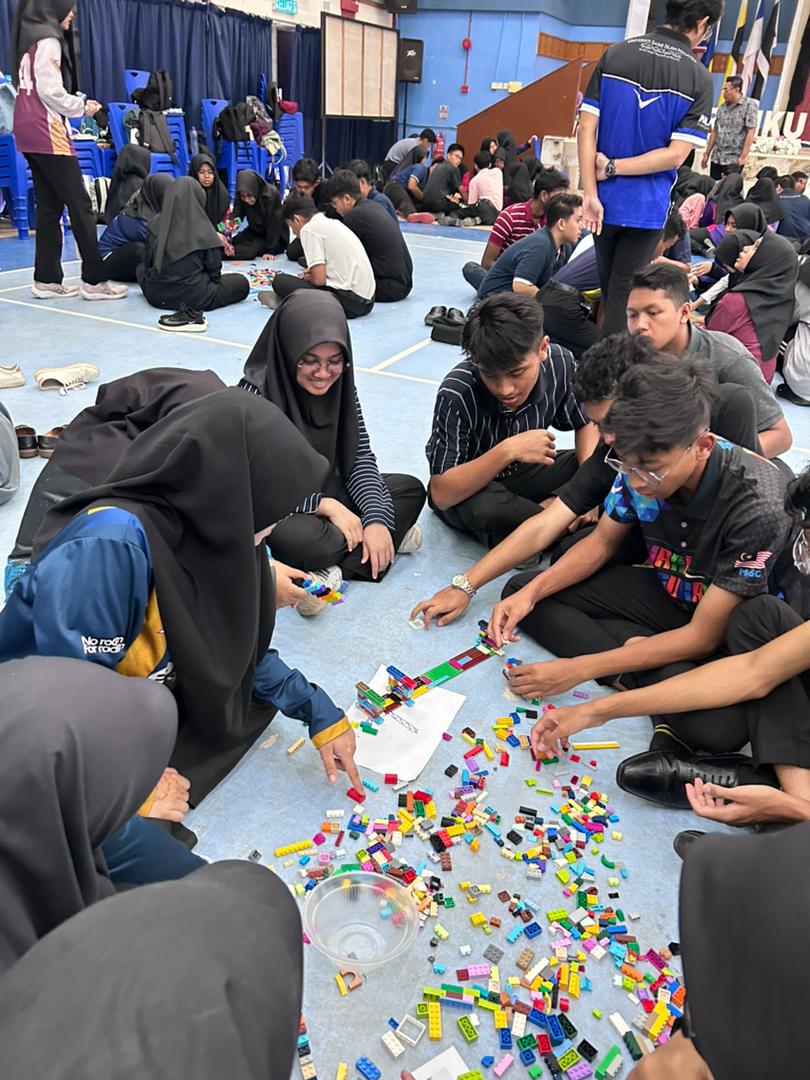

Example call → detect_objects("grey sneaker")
461 216 482 227
258 290 282 311
31 281 80 299
296 566 343 618
80 281 128 301
398 524 423 554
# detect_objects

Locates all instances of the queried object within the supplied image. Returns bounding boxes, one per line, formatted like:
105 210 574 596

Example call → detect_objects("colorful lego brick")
396 1015 426 1047
567 1063 594 1080
493 1054 514 1077
427 1001 442 1040
556 1048 581 1071
499 1028 513 1050
380 1031 406 1058
594 1047 623 1080
519 1049 537 1066
336 1065 348 1080
458 1073 485 1080
458 1015 479 1042
355 1057 381 1080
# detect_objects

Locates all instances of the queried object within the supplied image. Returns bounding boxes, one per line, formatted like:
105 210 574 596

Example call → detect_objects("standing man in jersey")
578 0 720 337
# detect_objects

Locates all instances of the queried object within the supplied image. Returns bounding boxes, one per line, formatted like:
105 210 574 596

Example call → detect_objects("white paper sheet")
411 1047 470 1080
351 665 465 782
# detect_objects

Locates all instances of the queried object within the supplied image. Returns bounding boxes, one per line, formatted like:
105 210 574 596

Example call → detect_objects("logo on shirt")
634 89 662 110
81 635 126 655
649 545 705 607
734 551 773 570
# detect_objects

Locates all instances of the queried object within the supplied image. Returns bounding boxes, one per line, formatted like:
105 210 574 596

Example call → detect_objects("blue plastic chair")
107 102 181 176
201 97 258 199
273 111 304 196
0 133 32 238
164 113 189 175
124 69 150 101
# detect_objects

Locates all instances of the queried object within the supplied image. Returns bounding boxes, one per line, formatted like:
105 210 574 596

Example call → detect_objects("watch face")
452 575 465 588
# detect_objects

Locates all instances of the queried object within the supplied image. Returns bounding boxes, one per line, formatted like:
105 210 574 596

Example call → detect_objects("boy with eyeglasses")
489 357 793 787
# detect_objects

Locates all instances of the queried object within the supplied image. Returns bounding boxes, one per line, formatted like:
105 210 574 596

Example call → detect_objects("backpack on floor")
139 110 178 161
132 70 173 112
213 103 252 143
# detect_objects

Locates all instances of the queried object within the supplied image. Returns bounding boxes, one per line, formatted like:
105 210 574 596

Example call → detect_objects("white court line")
0 260 80 277
355 365 439 387
370 336 432 371
405 239 484 255
791 445 810 455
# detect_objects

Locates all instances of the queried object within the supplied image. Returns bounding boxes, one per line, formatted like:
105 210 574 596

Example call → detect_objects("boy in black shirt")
325 170 413 302
420 144 465 215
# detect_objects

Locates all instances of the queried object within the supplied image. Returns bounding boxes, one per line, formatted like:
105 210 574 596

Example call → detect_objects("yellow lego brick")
482 740 494 760
494 1009 507 1029
461 733 476 745
565 851 577 864
612 831 623 841
446 824 466 837
470 912 486 926
559 964 569 990
335 974 348 997
425 801 436 817
608 876 620 886
427 1001 442 1040
412 684 429 698
471 837 480 852
580 775 592 787
479 884 492 894
569 971 581 999
525 779 536 787
336 1065 348 1080
460 881 472 890
434 923 449 940
556 869 571 885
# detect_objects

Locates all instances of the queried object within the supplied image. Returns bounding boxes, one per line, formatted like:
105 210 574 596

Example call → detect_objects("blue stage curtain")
206 6 273 106
291 25 395 171
1 0 18 77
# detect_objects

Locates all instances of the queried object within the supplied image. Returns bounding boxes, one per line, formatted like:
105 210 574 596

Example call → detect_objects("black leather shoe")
673 829 705 860
445 307 466 324
424 305 447 326
615 750 772 809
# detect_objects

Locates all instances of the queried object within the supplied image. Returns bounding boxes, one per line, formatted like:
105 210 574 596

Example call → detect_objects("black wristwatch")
604 158 617 179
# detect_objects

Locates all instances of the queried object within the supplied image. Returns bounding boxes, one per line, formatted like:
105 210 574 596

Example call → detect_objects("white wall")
213 0 393 28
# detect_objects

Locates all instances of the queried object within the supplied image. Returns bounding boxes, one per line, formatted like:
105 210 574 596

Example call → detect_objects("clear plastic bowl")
302 871 420 971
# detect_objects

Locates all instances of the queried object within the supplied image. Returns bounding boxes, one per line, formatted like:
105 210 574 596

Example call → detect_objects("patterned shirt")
488 201 543 254
426 349 587 478
603 440 792 609
712 97 759 165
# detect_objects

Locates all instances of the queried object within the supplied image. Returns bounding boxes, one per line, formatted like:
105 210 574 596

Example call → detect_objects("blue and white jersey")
582 26 713 230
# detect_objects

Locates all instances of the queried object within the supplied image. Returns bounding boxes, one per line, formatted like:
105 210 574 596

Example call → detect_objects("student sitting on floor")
462 168 569 290
411 333 764 630
225 169 288 261
138 177 250 315
104 146 152 222
707 229 799 384
325 169 413 302
489 359 793 802
270 192 375 319
383 148 432 219
285 158 328 262
241 291 426 585
342 159 397 220
425 293 598 550
477 193 583 300
418 143 465 216
188 152 230 229
467 149 504 216
98 174 172 283
628 263 793 457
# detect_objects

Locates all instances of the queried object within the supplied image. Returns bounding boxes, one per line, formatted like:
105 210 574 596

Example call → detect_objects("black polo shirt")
342 198 413 300
421 162 462 213
603 439 792 610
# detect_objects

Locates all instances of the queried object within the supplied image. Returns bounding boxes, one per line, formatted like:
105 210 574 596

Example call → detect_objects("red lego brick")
346 786 366 802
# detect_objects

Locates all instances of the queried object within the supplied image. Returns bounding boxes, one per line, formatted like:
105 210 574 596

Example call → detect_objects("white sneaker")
34 363 100 394
296 566 343 618
0 364 25 388
397 523 423 554
80 281 128 301
31 281 80 299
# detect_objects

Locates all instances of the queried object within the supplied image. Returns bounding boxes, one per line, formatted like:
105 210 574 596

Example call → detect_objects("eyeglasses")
793 530 810 576
604 430 708 487
296 356 346 374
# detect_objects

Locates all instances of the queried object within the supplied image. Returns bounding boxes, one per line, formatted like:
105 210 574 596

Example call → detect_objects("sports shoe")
398 524 423 554
407 212 435 224
158 307 207 333
0 364 24 388
34 363 100 394
31 281 80 299
258 290 282 311
435 214 461 227
296 565 343 618
80 281 128 301
461 216 482 227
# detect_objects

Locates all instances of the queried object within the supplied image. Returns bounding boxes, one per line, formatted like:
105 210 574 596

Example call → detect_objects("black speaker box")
386 0 417 13
397 38 423 83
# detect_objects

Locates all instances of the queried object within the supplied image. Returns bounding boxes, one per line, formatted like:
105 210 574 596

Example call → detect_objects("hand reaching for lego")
318 726 362 791
507 658 586 700
271 560 310 607
410 585 471 628
531 702 599 756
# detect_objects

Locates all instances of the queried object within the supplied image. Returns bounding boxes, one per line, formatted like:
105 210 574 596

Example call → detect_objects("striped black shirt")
426 347 587 478
239 380 395 530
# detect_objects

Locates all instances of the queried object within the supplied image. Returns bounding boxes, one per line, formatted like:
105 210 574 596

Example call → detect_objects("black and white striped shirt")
240 380 395 530
425 347 587 478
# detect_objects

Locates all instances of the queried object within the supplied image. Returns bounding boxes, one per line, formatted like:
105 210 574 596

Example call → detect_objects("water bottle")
190 126 199 156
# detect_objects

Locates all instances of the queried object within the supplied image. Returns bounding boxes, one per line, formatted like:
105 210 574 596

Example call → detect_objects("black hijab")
0 657 177 974
149 176 222 271
106 145 152 221
673 168 714 207
242 290 359 479
506 161 533 203
234 169 287 252
11 0 74 88
55 367 226 484
748 177 785 223
190 152 231 228
0 861 303 1080
712 172 743 221
497 129 518 165
480 136 496 156
123 173 173 222
680 824 810 1078
715 228 798 360
727 201 768 233
33 392 330 794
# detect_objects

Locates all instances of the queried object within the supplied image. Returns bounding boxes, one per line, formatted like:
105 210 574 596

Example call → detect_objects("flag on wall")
751 0 780 100
741 0 765 95
719 0 748 103
702 19 720 67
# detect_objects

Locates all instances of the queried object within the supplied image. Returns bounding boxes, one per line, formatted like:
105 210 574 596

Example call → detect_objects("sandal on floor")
15 425 38 459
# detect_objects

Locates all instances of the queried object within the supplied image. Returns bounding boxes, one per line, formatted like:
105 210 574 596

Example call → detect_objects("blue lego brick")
547 1015 565 1046
499 1028 513 1050
520 1049 537 1066
524 922 542 939
356 1057 381 1080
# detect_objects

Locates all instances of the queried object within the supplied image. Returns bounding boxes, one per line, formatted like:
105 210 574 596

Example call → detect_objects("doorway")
274 23 296 100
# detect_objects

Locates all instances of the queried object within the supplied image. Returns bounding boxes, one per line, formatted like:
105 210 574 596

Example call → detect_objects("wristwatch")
451 573 477 599
604 158 617 179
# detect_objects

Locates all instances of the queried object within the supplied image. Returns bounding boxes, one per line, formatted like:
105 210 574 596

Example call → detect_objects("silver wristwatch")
451 573 476 599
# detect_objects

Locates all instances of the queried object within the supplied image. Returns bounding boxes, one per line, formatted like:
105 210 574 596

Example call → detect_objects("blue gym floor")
3 226 810 1077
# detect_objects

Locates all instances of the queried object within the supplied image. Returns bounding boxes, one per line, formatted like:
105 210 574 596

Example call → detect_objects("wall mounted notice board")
321 13 399 120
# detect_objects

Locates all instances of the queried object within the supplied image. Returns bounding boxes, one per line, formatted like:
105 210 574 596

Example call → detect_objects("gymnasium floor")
2 226 809 1076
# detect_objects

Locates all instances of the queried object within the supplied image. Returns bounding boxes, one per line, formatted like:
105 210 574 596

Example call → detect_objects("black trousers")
272 272 374 319
432 453 578 549
268 474 426 582
25 152 107 285
285 237 304 262
463 262 487 292
538 281 599 359
207 274 250 310
456 199 499 226
594 224 662 338
384 180 416 218
102 242 145 283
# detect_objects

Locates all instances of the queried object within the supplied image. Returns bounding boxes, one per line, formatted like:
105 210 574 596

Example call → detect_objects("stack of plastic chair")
201 98 259 199
107 102 181 177
68 117 106 179
0 133 32 238
272 111 304 197
124 69 150 100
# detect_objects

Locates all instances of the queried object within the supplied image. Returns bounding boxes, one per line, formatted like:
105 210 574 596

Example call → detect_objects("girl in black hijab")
711 171 743 223
189 151 231 228
708 228 798 383
0 657 180 973
105 145 152 221
747 176 785 224
99 173 173 282
227 169 288 260
241 291 426 585
138 177 250 312
0 861 303 1080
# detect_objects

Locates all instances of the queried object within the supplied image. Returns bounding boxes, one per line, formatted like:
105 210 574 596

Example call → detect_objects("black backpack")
213 103 251 143
139 110 178 162
132 70 173 112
